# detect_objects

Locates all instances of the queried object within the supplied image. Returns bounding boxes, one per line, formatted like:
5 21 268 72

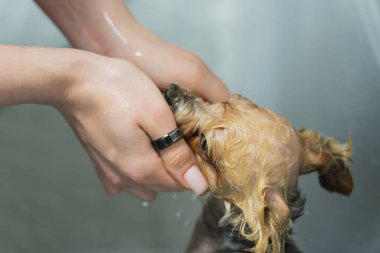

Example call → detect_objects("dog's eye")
199 133 208 155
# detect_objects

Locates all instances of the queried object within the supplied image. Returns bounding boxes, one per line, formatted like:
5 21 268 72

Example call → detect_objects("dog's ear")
233 186 290 253
264 187 290 253
299 129 354 196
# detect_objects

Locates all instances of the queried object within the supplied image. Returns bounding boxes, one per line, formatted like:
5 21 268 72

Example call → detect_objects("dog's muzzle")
164 84 194 111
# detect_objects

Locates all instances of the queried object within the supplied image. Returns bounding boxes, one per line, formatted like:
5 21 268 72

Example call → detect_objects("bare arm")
0 45 77 107
0 45 208 199
35 0 229 102
34 0 140 55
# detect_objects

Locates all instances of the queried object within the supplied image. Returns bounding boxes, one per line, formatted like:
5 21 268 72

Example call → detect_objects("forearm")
35 0 229 101
0 45 79 108
34 0 151 56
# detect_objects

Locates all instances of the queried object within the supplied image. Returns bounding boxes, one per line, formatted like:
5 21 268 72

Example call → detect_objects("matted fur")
164 84 353 253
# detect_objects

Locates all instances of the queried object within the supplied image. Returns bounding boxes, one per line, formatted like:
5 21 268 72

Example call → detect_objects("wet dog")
164 84 353 253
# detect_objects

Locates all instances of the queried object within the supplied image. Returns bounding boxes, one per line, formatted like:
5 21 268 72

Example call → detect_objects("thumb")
159 139 208 195
141 101 208 195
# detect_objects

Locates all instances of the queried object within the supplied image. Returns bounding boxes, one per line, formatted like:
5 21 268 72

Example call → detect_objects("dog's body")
186 193 305 253
164 84 353 253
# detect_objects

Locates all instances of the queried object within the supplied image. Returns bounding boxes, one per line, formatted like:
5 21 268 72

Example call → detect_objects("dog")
164 84 353 253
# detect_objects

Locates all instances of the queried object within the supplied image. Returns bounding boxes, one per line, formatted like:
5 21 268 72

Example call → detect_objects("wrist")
0 46 87 109
36 0 153 57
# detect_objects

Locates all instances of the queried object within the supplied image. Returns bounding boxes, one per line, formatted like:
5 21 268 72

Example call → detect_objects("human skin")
0 45 211 200
34 0 229 103
33 0 229 200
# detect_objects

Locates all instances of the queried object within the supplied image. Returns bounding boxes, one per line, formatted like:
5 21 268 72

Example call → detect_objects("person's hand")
0 45 208 201
35 0 229 103
106 29 229 103
33 0 229 200
58 55 209 201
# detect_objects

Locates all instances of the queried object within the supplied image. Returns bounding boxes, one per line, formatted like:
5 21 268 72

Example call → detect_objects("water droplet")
191 194 198 201
135 51 143 57
172 193 178 199
141 201 149 207
176 209 183 218
184 218 190 227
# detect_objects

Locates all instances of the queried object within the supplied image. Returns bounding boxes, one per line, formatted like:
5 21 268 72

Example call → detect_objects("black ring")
152 128 183 151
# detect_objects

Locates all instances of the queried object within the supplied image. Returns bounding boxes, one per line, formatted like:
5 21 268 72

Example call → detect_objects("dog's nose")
164 84 192 111
164 84 181 104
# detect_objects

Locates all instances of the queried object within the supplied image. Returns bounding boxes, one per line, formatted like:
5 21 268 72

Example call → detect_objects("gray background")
0 0 379 252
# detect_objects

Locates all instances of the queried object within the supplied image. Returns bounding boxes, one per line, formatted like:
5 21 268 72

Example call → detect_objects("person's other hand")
35 0 229 103
58 54 208 201
107 30 229 103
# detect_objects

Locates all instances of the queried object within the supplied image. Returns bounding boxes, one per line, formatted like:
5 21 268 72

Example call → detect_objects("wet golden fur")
164 84 353 253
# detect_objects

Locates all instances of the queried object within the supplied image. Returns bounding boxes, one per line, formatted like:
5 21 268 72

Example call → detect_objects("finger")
126 187 158 202
94 153 164 199
127 153 184 192
140 101 208 195
87 127 183 192
193 64 230 103
87 146 127 195
160 140 209 195
200 70 229 103
94 164 123 196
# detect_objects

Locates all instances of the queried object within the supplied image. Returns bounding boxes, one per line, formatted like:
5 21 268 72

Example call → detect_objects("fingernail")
184 165 208 195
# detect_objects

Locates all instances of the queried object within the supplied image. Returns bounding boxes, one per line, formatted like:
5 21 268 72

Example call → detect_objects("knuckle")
106 59 134 79
148 104 172 124
126 188 158 202
117 157 160 185
107 176 125 190
127 168 153 184
183 55 206 87
104 187 122 196
143 192 158 202
101 168 126 190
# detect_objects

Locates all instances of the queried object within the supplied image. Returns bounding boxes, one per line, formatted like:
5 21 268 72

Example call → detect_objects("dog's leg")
284 238 303 253
186 196 253 253
186 215 219 253
299 129 353 195
186 196 224 253
186 194 303 253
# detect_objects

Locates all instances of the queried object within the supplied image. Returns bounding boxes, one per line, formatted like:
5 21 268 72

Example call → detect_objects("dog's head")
165 84 353 253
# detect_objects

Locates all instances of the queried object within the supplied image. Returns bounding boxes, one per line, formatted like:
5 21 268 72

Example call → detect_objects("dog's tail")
299 129 354 195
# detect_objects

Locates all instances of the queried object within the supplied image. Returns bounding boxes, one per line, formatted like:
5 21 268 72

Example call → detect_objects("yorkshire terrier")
164 84 353 253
